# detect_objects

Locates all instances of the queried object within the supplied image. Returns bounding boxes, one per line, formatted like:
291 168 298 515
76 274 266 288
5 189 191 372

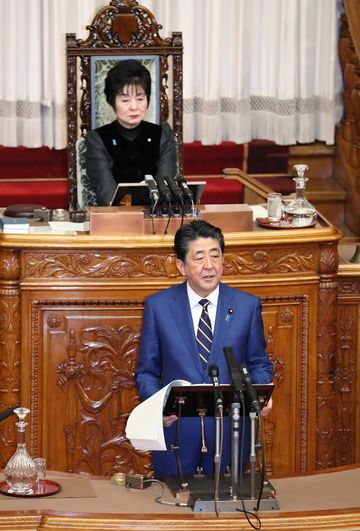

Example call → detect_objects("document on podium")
126 379 190 451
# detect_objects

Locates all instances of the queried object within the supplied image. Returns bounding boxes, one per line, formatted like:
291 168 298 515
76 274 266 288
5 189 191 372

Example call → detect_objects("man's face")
114 83 148 129
176 237 223 297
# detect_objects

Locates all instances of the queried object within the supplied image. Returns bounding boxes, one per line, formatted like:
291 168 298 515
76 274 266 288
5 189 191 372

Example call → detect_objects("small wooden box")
200 204 253 232
89 206 145 235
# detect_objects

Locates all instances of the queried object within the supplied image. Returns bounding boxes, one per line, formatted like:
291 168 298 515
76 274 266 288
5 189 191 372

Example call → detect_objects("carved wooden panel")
23 250 179 280
0 223 343 476
338 277 360 295
22 244 317 282
18 241 327 476
335 303 357 465
224 246 316 275
337 275 360 466
22 291 312 478
0 250 21 467
261 294 311 475
315 243 339 469
26 299 152 477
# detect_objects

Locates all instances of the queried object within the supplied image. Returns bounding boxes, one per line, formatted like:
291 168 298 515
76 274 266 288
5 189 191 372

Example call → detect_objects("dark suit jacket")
85 121 177 206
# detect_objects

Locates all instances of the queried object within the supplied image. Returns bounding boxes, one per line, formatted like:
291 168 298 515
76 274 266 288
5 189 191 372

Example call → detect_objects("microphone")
176 175 194 203
153 175 172 203
164 175 184 203
223 346 244 402
0 406 19 422
208 364 223 411
152 175 172 216
144 175 159 202
239 363 261 412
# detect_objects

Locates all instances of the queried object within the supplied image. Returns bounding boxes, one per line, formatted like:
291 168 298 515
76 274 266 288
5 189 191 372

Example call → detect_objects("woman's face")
114 83 148 129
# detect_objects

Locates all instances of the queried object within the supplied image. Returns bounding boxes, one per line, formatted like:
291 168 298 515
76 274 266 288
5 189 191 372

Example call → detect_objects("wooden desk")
1 468 360 530
0 219 342 477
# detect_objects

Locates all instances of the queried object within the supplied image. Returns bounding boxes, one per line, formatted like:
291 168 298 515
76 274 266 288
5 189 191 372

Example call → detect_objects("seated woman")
85 59 177 206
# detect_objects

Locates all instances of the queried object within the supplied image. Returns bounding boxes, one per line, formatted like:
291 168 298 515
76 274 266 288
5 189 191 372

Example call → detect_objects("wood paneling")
0 221 343 477
337 263 360 466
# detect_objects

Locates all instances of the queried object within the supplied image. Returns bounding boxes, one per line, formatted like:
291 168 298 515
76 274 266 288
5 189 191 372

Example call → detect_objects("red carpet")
0 142 289 208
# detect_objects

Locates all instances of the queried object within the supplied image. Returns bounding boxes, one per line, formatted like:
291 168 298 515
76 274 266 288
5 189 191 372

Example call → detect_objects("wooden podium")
0 213 344 480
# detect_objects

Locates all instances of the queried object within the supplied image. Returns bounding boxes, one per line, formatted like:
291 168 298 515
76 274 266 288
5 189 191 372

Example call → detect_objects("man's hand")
163 415 178 428
260 397 273 417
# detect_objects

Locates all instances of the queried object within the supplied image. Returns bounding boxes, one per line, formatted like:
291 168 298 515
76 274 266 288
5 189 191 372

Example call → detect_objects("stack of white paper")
49 221 90 233
126 379 190 451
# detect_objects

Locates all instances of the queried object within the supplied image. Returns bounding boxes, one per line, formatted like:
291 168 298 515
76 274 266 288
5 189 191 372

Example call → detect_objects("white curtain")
144 0 344 145
0 0 104 148
0 0 343 148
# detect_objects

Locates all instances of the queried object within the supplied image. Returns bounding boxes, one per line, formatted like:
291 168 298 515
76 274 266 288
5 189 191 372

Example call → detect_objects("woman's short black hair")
174 220 225 262
104 59 151 109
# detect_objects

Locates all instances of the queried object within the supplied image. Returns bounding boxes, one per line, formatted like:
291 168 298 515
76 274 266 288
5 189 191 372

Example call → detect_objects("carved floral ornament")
223 249 315 275
338 278 360 294
0 250 20 280
54 325 146 476
319 243 339 275
25 252 174 279
279 307 294 323
24 248 315 279
47 314 62 329
57 325 140 392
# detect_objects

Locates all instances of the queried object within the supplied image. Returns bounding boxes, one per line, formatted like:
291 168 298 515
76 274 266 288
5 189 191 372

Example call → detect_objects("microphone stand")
230 402 240 500
223 347 245 502
249 410 257 500
208 365 224 515
213 402 223 516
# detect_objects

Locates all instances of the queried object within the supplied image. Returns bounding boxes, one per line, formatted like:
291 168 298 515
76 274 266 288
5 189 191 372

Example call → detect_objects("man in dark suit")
135 220 273 478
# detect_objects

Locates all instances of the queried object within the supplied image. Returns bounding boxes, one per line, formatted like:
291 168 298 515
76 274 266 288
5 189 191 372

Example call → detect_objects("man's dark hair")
174 220 225 262
104 59 151 109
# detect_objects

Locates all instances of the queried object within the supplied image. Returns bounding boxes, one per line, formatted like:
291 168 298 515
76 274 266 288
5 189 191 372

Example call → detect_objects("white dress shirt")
186 282 219 336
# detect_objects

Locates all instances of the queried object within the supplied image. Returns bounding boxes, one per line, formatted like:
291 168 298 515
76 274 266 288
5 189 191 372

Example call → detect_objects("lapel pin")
225 308 233 322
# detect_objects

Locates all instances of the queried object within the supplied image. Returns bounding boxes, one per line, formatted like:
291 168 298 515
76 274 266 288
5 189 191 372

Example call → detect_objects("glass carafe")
4 407 38 494
284 164 317 227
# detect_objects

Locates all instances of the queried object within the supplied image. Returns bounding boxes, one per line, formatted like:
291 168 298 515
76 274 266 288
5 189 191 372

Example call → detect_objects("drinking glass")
33 457 47 492
267 192 282 222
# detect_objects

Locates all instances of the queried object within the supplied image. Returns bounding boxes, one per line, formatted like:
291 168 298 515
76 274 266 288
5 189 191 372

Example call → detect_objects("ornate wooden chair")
66 0 183 210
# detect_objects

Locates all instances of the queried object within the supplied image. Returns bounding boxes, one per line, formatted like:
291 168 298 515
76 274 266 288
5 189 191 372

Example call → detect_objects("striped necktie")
197 299 213 368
